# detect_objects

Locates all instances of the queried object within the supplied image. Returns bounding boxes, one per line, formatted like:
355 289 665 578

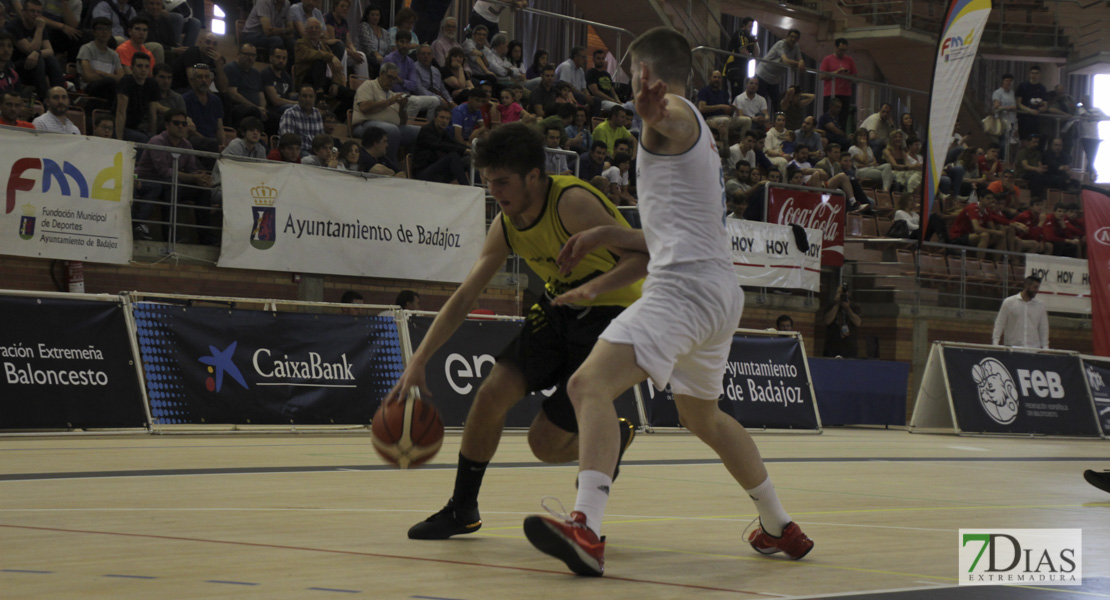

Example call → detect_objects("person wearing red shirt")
987 169 1021 215
0 90 33 128
267 131 302 162
818 38 857 133
977 143 1003 182
1042 204 1082 258
948 190 1009 254
1011 197 1052 254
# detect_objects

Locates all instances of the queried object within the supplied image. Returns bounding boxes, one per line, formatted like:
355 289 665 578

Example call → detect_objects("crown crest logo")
22 203 36 217
251 183 278 206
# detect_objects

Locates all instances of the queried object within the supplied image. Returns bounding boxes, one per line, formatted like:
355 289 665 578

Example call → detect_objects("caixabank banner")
133 303 404 425
408 316 641 428
1 296 146 429
943 347 1101 437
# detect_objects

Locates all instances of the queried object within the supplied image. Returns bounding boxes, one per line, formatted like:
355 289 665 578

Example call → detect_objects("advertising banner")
1 296 146 429
641 332 820 431
408 316 641 428
922 0 992 237
1024 254 1090 314
942 346 1100 437
133 303 404 425
1083 187 1110 356
0 129 134 263
1081 357 1110 436
727 219 822 291
217 159 485 283
764 184 845 266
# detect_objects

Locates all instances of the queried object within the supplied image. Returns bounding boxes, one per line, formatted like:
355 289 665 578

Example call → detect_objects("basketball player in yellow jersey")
385 123 647 540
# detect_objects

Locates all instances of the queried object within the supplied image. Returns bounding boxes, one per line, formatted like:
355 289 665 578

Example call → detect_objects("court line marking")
308 587 362 594
206 579 259 586
0 524 779 597
1 569 53 574
103 574 158 579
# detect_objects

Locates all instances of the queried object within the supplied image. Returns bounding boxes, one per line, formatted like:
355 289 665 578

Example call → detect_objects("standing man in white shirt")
733 76 768 133
992 275 1049 349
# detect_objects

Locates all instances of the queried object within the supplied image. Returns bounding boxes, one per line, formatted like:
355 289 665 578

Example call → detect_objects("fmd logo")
959 529 1081 585
941 28 976 62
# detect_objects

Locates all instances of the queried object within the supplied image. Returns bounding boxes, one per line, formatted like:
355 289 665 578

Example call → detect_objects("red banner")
765 185 846 267
1083 188 1110 357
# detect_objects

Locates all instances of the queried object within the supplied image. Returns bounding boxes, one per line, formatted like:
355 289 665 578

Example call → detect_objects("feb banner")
1024 254 1090 314
1080 357 1110 436
727 219 822 291
408 316 642 428
218 160 485 283
922 0 992 237
764 184 845 266
1083 187 1110 356
1 296 146 429
132 303 404 425
0 128 134 263
939 345 1100 437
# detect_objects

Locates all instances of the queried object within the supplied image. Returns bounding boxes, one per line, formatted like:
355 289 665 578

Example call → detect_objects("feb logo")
971 358 1018 425
250 183 278 250
18 203 36 240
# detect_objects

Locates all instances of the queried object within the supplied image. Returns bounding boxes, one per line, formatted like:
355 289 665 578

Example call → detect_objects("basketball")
371 391 444 469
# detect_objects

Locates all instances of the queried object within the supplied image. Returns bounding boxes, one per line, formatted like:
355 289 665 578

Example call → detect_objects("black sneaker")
1084 470 1110 494
576 418 636 488
407 499 482 540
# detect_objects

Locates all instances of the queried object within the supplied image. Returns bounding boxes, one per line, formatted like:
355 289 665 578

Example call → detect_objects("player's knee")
528 426 575 463
470 381 517 416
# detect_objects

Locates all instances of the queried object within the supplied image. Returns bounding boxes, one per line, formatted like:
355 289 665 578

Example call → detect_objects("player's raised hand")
635 62 669 127
384 363 431 405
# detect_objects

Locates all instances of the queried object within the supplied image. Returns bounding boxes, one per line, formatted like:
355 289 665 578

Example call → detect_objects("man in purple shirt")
382 30 441 118
133 108 214 243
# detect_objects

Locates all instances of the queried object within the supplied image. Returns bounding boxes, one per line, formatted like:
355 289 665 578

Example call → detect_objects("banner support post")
120 292 156 433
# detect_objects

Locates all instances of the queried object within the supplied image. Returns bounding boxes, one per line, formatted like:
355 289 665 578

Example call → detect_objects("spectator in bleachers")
460 23 492 78
221 116 268 159
733 76 768 133
414 43 453 108
859 102 894 159
430 15 458 68
261 46 296 115
779 85 813 131
300 132 339 168
484 32 524 85
723 17 757 92
1042 136 1078 192
823 284 861 358
358 125 404 176
756 28 803 114
991 73 1017 152
133 108 212 242
948 188 1008 255
387 7 419 49
326 0 369 79
77 17 122 104
1077 95 1105 178
279 84 323 155
1010 197 1052 254
268 131 301 162
224 43 269 128
992 275 1048 349
979 143 1003 182
586 48 621 109
140 0 199 59
698 69 749 148
727 129 757 171
526 48 547 79
439 45 473 102
507 39 525 72
384 31 442 118
554 45 598 114
0 89 32 127
725 159 753 201
563 105 590 152
450 85 487 144
787 144 826 187
13 0 79 62
90 0 135 42
181 62 223 152
494 88 521 123
31 85 77 132
836 152 876 214
150 62 181 132
289 0 323 38
1043 202 1083 258
468 0 525 39
8 0 63 99
882 130 920 193
819 38 856 133
412 105 468 183
890 194 920 238
591 104 631 156
603 151 635 205
987 169 1021 212
577 139 608 182
114 51 157 142
92 111 114 137
351 63 418 160
357 4 390 67
814 142 841 176
818 97 849 150
241 0 296 63
849 128 893 191
116 15 160 72
526 63 558 114
0 31 19 96
1016 133 1049 195
172 32 228 93
336 139 363 171
295 18 344 98
543 123 571 175
1016 65 1047 148
763 112 791 178
794 115 823 160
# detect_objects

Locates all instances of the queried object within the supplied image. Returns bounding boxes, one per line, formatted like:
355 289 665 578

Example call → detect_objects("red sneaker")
523 509 605 576
746 520 814 560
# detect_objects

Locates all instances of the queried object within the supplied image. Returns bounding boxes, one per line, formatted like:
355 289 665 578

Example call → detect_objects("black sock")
451 453 489 510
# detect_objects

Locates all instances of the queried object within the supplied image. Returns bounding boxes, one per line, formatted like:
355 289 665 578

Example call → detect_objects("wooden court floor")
1 428 1108 599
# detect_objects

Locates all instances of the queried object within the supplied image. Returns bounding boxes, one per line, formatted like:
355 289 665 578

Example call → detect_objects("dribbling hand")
384 364 431 405
556 227 606 276
634 62 669 127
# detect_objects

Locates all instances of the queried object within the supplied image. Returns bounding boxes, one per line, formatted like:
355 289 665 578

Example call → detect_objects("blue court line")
206 580 259 586
104 574 157 579
1 569 53 574
307 587 362 593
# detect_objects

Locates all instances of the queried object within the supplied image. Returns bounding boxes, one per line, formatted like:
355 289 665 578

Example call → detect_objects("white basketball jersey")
635 96 731 273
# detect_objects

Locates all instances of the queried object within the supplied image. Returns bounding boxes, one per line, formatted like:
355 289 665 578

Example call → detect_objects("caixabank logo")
959 529 1081 585
198 340 356 392
198 341 249 392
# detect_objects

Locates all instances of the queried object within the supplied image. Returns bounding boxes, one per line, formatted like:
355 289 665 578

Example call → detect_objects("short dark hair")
795 143 809 153
590 140 608 153
612 151 631 166
835 37 849 47
606 105 626 119
131 51 152 65
164 107 187 123
736 160 751 168
614 137 633 150
1029 65 1041 73
1002 73 1014 81
154 62 173 76
1025 275 1042 285
94 112 114 127
470 24 488 36
473 123 546 179
542 64 556 74
544 123 562 136
570 45 585 59
395 290 420 307
238 116 264 134
394 7 417 25
22 0 42 7
434 105 452 118
310 133 333 152
394 30 412 44
788 28 801 37
468 87 489 100
90 16 112 29
361 126 388 147
129 15 152 30
628 27 691 86
340 290 364 303
278 132 302 149
593 48 605 58
827 143 841 152
776 314 793 328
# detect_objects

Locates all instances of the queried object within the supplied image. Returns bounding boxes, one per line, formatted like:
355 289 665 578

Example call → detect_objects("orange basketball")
371 392 444 469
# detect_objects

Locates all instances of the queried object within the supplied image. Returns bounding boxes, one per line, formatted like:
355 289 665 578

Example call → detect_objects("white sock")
574 470 612 537
745 477 791 537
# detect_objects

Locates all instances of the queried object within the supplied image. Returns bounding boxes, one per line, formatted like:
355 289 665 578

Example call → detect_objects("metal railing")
481 0 636 67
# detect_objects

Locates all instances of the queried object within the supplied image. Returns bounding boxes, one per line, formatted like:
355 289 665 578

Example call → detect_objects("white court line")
947 445 989 452
772 583 963 599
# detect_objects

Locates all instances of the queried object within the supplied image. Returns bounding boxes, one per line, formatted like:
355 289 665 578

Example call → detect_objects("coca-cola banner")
764 184 846 267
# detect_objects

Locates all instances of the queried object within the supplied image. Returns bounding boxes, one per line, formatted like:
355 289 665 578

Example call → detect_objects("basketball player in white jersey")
522 27 814 576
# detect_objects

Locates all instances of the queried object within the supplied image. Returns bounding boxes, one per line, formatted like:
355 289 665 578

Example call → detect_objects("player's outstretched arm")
384 220 512 404
557 225 647 276
554 251 648 306
636 62 698 153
